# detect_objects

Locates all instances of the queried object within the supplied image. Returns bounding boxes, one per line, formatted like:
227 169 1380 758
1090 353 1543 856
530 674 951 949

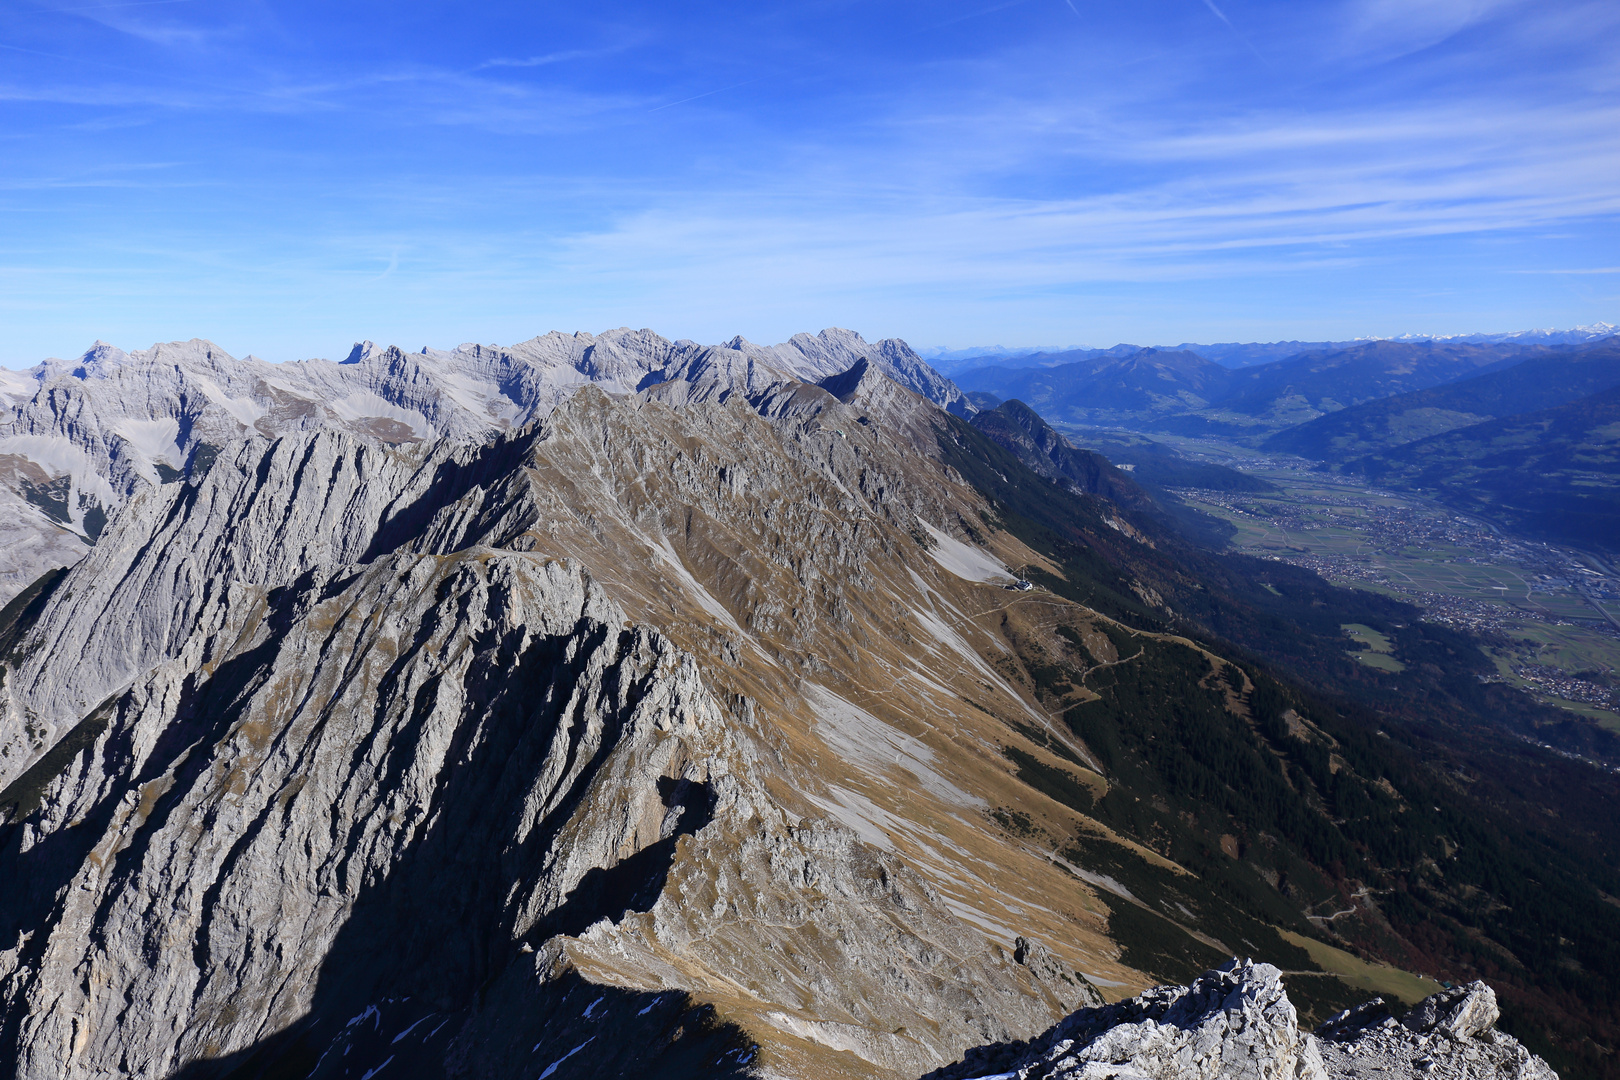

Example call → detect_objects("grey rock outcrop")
922 959 1325 1080
1400 982 1501 1039
1316 983 1556 1080
921 961 1557 1080
728 328 977 419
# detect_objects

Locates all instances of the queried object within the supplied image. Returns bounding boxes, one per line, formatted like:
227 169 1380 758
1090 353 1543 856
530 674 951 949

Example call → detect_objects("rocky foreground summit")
923 959 1556 1080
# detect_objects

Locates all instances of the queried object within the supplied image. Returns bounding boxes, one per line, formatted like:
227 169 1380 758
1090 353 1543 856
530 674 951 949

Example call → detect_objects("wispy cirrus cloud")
1510 268 1620 275
0 0 1615 360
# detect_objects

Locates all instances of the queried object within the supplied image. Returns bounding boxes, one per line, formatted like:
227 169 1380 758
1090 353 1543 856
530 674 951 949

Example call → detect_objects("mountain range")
1267 338 1620 460
0 328 969 607
1 330 1617 1079
955 340 1539 434
955 334 1620 552
928 322 1618 374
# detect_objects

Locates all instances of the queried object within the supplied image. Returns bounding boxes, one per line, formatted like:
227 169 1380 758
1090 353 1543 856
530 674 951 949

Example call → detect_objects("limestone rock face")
1400 982 1500 1039
731 329 977 420
921 962 1557 1080
1316 983 1557 1080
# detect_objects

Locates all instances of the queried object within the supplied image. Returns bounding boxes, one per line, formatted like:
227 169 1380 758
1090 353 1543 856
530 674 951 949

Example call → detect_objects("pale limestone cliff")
0 327 971 607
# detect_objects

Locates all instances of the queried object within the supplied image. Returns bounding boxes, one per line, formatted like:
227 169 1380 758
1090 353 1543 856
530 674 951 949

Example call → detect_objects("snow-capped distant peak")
1368 322 1617 346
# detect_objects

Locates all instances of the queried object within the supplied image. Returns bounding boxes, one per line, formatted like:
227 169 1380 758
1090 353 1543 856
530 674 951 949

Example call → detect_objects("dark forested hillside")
1268 338 1620 459
1351 383 1620 551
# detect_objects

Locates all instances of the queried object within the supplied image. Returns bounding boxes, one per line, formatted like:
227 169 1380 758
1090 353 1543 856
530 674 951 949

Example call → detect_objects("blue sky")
1 0 1616 364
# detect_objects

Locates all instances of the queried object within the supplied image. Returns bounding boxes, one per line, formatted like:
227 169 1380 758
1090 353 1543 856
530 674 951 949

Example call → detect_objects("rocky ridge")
921 959 1556 1080
0 358 1123 1080
0 327 970 605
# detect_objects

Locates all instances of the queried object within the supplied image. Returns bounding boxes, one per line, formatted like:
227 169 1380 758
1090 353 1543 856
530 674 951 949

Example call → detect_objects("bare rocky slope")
0 354 1113 1079
0 333 1609 1079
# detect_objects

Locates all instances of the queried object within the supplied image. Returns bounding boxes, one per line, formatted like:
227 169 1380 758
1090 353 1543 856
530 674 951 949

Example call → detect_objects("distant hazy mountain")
1207 341 1531 426
919 345 1086 374
1386 320 1618 348
953 340 1533 436
937 344 1146 375
935 321 1617 373
1268 338 1620 458
1166 341 1341 368
1176 323 1616 368
955 349 1232 427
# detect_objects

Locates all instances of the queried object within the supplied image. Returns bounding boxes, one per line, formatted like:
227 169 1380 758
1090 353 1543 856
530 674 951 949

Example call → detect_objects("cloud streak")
477 49 598 70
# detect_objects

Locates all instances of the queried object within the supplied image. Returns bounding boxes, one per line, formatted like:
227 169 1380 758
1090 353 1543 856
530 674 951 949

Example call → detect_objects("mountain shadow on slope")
0 569 739 1080
0 565 67 668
